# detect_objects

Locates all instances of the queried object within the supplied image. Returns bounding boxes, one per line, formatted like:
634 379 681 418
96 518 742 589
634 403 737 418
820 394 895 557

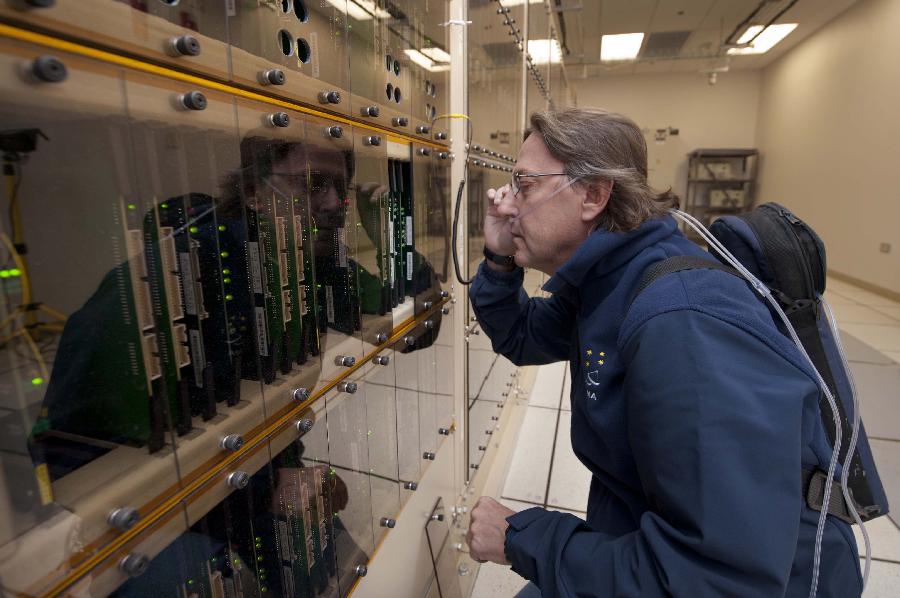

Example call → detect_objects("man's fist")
466 497 516 565
484 185 518 257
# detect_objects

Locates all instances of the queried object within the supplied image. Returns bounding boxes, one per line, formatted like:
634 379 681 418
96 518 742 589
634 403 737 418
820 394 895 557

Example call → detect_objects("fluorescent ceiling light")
497 0 543 5
324 0 391 21
421 47 451 64
600 32 644 62
404 49 450 72
527 39 562 64
728 23 797 55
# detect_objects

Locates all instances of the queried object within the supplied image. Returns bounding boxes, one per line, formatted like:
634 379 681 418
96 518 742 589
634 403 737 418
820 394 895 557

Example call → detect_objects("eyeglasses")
510 171 568 200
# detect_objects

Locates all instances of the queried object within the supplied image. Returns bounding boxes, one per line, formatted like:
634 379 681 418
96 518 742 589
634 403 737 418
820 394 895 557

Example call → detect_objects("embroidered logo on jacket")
584 349 605 401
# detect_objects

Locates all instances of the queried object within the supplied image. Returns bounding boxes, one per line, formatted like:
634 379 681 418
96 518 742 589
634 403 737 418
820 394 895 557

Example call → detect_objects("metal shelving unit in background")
684 148 758 240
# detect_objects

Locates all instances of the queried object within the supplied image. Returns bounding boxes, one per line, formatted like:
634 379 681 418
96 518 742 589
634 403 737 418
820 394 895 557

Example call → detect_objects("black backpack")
634 202 888 523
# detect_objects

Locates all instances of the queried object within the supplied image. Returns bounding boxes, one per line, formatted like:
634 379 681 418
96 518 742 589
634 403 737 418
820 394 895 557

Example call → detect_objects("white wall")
755 0 900 293
572 71 761 199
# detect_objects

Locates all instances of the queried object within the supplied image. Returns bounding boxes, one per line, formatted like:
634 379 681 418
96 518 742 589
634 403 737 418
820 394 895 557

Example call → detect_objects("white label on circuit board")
179 253 198 315
248 242 263 294
255 307 269 356
407 251 413 281
406 216 413 245
336 228 348 268
388 220 395 283
189 329 204 387
325 285 335 324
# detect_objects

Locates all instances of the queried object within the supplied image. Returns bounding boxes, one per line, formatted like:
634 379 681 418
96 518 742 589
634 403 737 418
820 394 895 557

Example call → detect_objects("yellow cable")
0 308 22 333
0 233 30 305
39 304 67 323
432 113 470 122
2 328 49 380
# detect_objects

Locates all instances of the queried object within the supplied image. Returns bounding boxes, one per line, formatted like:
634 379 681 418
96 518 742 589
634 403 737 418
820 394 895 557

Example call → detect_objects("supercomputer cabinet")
0 2 459 596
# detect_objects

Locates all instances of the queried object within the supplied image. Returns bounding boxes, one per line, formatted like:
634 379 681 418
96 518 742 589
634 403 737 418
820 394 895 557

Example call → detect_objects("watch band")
483 246 516 268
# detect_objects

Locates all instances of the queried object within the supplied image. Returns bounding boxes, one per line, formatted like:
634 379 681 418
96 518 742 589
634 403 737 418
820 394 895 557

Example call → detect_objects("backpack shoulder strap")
629 255 742 308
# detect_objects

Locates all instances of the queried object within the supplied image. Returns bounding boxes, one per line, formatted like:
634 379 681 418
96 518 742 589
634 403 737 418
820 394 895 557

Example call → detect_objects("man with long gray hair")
465 108 861 596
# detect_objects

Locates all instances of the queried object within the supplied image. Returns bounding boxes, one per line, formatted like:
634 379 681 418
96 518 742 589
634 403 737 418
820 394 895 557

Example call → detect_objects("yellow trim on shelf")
0 23 447 150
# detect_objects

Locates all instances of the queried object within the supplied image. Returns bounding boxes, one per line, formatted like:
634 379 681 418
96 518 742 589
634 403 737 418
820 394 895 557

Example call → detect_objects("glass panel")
401 0 450 141
411 143 439 314
0 38 189 594
425 497 463 598
231 99 323 420
323 382 375 597
304 115 364 385
123 71 286 483
350 128 393 349
0 1 230 80
346 5 409 130
465 0 528 481
386 145 415 315
227 0 351 116
358 361 401 541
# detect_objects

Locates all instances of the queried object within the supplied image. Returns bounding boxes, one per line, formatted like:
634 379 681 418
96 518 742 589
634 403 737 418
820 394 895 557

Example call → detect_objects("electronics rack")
0 2 456 596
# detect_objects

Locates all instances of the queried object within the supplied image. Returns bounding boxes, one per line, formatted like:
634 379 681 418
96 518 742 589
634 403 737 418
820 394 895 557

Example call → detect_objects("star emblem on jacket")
584 349 606 400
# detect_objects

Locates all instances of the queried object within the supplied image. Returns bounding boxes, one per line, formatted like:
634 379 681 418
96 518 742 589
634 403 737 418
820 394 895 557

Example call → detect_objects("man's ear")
581 179 612 223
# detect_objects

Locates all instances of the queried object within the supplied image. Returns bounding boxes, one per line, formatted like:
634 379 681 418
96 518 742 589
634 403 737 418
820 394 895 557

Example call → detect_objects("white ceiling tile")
600 0 658 35
650 0 717 32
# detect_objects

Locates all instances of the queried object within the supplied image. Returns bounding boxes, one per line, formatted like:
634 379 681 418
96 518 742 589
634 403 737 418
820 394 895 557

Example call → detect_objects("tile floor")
471 276 900 597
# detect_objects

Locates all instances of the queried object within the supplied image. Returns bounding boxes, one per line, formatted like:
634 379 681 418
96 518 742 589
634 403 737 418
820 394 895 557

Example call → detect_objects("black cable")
451 119 475 286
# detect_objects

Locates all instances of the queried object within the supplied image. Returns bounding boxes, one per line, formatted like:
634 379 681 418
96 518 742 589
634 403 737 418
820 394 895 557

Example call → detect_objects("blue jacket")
470 216 862 597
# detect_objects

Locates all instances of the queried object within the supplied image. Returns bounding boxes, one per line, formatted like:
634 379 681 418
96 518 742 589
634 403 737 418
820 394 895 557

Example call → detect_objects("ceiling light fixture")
600 32 645 62
527 39 562 64
324 0 391 21
404 49 450 72
727 23 797 55
421 47 451 64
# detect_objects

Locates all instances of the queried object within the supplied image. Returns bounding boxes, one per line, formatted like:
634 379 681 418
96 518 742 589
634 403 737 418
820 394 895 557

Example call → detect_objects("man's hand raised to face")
466 497 516 565
484 184 519 257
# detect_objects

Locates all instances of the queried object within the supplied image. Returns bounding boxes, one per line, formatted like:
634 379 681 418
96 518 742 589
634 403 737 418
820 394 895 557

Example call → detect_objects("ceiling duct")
641 31 691 60
481 42 523 67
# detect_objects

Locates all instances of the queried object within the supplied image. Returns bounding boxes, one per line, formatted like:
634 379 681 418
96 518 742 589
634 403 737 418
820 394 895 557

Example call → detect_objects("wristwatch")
483 246 516 268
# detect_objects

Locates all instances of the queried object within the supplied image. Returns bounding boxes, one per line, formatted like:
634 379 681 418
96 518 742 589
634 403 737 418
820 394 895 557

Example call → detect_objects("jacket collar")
543 215 678 293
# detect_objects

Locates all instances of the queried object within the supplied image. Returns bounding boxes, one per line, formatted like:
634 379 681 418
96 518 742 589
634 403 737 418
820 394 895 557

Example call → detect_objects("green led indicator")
223 277 232 284
0 270 8 278
256 555 263 562
127 203 137 210
220 251 229 258
31 377 43 386
187 580 195 586
225 293 234 301
218 224 226 232
160 203 169 209
222 268 231 275
261 588 268 593
189 226 199 234
9 269 20 277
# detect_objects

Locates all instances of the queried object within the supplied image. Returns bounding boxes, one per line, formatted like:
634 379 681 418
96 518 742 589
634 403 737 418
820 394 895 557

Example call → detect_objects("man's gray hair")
525 108 678 232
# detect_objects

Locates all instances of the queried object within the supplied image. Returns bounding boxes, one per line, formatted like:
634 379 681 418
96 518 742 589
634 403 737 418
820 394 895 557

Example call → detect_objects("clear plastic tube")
669 209 858 598
821 296 871 587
